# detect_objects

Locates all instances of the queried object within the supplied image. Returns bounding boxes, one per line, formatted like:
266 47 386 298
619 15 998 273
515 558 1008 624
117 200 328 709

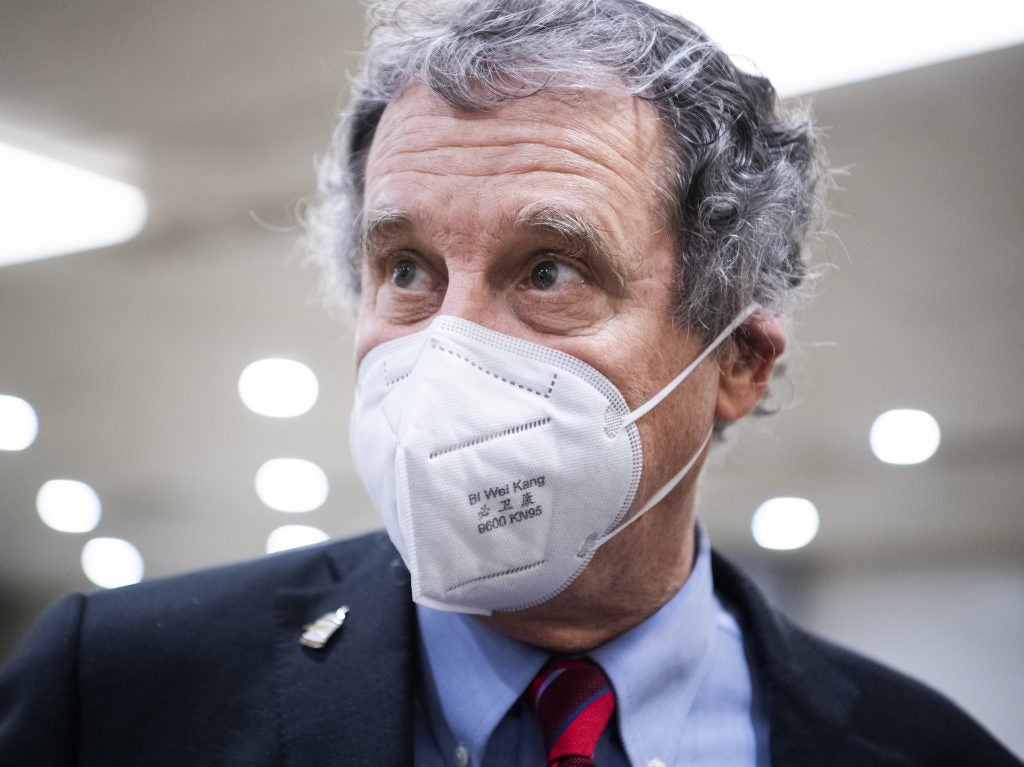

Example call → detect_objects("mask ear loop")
582 428 713 554
580 303 760 557
620 303 759 429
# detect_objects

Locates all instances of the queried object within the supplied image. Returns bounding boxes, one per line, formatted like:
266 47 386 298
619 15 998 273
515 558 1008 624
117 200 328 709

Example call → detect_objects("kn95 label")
467 476 547 534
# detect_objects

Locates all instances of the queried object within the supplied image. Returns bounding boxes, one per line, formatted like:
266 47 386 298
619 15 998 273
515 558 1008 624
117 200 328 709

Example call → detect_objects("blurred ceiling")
1 2 1022 656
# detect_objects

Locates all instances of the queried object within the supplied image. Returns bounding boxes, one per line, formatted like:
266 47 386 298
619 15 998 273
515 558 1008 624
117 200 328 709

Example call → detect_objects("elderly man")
1 0 1019 765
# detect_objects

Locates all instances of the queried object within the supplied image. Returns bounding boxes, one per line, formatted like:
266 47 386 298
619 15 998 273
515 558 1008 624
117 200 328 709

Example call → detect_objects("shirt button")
453 744 469 767
647 760 667 767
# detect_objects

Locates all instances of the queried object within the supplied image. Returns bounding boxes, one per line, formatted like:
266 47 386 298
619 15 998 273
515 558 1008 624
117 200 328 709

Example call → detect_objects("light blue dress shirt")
414 528 771 766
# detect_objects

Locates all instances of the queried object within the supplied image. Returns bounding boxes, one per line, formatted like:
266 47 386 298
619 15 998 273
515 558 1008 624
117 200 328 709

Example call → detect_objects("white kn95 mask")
350 305 757 615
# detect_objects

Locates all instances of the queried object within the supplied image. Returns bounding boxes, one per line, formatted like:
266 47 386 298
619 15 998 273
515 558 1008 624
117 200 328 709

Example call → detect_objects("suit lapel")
711 552 911 767
273 534 417 765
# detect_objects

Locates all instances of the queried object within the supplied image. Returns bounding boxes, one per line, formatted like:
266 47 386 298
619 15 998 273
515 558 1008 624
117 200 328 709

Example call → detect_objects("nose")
436 270 519 336
437 275 487 322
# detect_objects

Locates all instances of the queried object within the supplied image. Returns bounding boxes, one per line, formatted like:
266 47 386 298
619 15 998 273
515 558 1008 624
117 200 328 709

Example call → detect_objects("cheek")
352 317 380 367
509 286 617 336
354 263 443 365
594 308 686 408
595 315 718 478
353 278 385 362
645 362 718 450
353 301 417 367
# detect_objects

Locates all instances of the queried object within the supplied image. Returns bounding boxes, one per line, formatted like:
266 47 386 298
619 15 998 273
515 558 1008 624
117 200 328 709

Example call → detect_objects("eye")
529 259 583 291
391 258 423 289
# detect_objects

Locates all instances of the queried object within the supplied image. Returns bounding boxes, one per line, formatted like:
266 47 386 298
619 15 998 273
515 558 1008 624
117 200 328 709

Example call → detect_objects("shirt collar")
417 597 548 761
591 526 718 764
416 527 717 765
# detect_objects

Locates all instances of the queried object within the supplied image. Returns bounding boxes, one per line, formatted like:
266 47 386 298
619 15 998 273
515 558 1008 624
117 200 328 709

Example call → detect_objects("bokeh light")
255 458 329 512
751 496 820 551
36 479 102 533
266 524 330 554
869 409 941 465
81 537 144 588
238 358 319 418
0 394 39 451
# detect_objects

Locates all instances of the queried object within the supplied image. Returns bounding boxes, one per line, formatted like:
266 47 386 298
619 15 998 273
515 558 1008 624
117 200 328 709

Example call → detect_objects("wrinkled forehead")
364 81 673 207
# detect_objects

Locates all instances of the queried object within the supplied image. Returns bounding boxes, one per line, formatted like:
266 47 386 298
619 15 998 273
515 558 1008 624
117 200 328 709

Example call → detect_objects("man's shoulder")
712 550 1021 765
5 529 403 675
6 528 408 714
1 531 417 764
73 529 401 639
86 529 395 608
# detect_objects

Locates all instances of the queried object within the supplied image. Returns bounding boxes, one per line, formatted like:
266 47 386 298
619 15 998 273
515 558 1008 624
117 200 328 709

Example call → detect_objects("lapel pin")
299 605 349 649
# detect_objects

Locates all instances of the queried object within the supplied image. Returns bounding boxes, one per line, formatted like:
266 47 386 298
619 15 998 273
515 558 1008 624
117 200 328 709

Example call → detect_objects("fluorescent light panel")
645 0 1024 96
0 143 147 267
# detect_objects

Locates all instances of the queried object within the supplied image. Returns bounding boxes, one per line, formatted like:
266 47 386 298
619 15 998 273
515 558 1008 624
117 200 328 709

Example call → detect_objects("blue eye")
531 261 559 290
529 259 583 291
392 259 418 288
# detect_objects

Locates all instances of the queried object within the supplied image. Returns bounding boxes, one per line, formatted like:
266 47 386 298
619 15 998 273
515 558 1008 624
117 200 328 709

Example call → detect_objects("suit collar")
273 533 416 765
270 538 910 765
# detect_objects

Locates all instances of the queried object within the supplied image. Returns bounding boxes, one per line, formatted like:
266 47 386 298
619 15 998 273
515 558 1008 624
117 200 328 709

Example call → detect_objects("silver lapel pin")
299 605 350 649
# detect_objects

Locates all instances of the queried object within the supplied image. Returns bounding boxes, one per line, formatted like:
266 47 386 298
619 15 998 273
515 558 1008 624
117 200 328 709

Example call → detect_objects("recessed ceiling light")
255 458 329 512
81 537 144 588
36 479 102 533
644 0 1024 96
238 358 319 418
266 524 330 554
870 409 941 465
0 394 38 451
751 496 820 551
0 142 147 267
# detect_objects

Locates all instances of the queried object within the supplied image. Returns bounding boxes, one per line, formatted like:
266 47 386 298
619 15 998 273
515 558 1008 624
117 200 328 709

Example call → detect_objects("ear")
715 309 786 424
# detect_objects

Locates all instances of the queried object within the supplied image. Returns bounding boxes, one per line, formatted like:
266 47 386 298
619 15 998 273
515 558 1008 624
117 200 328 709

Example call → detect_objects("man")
1 1 1019 765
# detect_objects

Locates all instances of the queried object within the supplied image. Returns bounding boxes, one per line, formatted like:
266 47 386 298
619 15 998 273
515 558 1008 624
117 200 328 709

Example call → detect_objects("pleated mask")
350 306 756 615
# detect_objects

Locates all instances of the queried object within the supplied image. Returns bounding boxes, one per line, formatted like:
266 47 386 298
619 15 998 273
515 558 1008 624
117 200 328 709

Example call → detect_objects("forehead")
363 82 669 223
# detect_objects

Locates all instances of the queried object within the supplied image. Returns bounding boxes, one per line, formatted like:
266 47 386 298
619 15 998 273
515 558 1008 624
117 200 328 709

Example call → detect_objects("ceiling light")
644 1 1024 96
0 143 147 267
81 537 144 588
0 394 38 450
870 409 941 465
255 458 329 512
751 496 819 551
36 479 102 533
266 524 330 554
238 358 319 418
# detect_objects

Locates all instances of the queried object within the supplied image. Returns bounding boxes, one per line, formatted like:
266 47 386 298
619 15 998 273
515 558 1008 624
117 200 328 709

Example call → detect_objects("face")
355 83 743 645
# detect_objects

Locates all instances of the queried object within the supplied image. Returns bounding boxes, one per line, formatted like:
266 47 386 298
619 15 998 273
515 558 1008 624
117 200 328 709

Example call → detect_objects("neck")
478 500 698 653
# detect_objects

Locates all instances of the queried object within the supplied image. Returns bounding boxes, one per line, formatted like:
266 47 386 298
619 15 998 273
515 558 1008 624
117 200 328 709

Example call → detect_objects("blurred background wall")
1 1 1021 756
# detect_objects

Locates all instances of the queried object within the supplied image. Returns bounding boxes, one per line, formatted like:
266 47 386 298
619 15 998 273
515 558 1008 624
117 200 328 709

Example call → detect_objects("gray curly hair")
307 0 826 341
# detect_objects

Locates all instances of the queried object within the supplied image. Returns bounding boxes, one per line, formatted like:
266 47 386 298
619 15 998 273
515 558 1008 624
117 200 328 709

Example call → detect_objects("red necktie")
526 657 616 767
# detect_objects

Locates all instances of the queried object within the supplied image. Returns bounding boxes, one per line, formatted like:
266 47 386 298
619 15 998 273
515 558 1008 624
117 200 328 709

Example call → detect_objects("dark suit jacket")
0 531 1019 766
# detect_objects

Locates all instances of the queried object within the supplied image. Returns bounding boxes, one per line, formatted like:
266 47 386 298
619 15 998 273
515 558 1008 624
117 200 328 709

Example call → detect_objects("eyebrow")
361 207 411 251
513 202 628 295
